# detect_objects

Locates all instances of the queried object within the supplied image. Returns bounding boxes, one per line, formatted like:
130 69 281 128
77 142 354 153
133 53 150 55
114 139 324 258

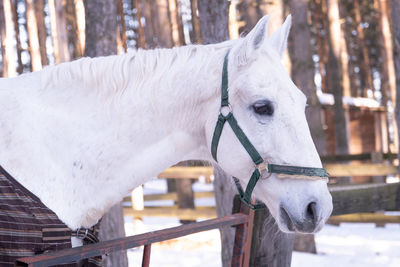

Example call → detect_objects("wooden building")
319 93 390 183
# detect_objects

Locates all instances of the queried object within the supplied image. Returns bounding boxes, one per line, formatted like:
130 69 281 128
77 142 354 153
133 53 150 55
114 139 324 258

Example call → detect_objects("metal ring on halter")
256 161 272 179
76 228 89 240
220 104 232 117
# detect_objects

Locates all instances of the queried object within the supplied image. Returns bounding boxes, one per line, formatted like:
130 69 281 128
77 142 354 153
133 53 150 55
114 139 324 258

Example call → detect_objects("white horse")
0 15 332 245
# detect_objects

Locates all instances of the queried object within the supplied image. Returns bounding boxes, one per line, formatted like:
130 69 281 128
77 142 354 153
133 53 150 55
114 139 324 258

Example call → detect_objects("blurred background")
1 0 400 266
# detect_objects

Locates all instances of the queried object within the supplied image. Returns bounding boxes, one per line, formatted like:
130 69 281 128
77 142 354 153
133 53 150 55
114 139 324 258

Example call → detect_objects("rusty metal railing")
16 203 254 267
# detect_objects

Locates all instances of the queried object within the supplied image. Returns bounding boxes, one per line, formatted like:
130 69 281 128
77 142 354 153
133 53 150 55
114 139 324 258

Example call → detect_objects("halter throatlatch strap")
211 49 329 210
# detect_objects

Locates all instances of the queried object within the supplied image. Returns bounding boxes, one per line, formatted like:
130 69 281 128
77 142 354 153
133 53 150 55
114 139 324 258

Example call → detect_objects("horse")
0 14 332 264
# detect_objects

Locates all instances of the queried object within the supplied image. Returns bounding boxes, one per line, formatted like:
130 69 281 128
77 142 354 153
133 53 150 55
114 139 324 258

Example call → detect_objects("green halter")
211 50 329 210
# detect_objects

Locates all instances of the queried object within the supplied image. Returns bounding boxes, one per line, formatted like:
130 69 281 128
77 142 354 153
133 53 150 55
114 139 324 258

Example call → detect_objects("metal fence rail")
15 212 251 267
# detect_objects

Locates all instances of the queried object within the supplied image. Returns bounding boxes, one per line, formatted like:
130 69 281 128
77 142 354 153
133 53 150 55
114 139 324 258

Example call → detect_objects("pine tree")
83 0 128 266
25 0 42 71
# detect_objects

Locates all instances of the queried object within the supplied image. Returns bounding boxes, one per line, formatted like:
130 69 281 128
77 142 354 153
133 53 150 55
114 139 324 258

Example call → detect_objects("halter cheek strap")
211 50 329 210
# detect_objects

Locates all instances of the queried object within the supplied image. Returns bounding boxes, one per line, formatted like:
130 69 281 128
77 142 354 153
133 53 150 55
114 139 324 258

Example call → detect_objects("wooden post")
131 185 145 234
175 161 196 224
371 151 385 183
232 195 294 267
176 178 196 224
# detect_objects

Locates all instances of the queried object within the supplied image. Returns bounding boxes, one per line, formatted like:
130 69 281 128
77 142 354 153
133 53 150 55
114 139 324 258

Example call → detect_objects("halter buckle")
76 228 89 240
256 162 272 179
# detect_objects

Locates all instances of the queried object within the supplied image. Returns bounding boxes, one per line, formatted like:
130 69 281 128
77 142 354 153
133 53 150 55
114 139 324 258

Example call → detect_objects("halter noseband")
211 50 329 210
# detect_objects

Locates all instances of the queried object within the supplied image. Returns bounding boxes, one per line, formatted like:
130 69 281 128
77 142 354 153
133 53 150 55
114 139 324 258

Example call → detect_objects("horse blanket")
0 166 102 266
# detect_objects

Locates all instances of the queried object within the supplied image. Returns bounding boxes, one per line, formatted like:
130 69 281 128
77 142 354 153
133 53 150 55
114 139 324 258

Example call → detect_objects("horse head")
205 15 332 233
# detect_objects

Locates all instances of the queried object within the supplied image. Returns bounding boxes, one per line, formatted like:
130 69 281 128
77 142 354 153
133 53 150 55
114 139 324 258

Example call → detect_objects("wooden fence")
16 210 253 267
124 182 400 223
16 153 400 266
125 152 400 223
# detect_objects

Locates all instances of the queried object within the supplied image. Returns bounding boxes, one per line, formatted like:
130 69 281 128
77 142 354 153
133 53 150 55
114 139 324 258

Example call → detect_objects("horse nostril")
306 202 317 223
280 206 295 232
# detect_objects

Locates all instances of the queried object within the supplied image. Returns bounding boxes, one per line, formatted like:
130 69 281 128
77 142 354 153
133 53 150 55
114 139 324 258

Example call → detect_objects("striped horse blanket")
0 166 102 266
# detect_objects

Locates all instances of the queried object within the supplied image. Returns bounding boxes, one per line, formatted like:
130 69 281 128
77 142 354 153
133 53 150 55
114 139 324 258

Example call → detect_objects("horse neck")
0 44 229 229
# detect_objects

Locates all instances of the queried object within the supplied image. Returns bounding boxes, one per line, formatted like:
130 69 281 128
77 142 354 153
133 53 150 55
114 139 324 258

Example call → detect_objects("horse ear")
268 15 292 58
232 15 270 66
248 15 270 50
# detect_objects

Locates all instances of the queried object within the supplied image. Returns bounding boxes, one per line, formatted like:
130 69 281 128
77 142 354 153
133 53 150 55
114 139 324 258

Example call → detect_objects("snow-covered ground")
125 179 400 267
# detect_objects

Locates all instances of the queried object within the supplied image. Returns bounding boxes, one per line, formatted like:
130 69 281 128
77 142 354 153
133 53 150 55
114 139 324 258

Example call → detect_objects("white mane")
41 41 235 100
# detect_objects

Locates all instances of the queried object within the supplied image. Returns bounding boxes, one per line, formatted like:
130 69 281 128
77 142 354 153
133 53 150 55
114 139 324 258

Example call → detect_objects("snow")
292 223 400 267
317 92 381 108
125 179 400 267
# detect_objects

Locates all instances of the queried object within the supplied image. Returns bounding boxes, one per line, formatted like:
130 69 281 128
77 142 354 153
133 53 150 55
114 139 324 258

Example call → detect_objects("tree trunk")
169 0 185 46
141 0 157 48
337 1 351 97
199 2 294 266
0 0 17 77
48 0 70 63
229 0 239 39
142 0 175 48
327 0 349 156
83 1 128 266
237 0 262 35
25 0 42 71
260 0 291 71
353 0 374 97
312 0 329 94
35 0 48 66
0 0 4 76
189 0 202 43
338 0 359 97
74 0 85 56
134 0 146 48
197 2 232 265
198 0 229 44
288 0 325 254
65 0 82 59
155 0 174 48
376 0 397 153
84 0 118 57
117 0 127 53
11 0 22 74
392 0 400 171
289 0 326 156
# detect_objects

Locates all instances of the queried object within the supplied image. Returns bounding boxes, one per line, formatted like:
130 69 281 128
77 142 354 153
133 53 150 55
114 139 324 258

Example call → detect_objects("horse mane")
40 40 236 98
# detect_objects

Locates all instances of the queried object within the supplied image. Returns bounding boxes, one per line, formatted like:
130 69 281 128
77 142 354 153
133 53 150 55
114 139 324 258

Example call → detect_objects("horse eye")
252 100 274 116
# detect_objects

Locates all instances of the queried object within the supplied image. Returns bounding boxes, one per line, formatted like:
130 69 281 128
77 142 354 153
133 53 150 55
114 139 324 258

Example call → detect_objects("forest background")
1 0 400 266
